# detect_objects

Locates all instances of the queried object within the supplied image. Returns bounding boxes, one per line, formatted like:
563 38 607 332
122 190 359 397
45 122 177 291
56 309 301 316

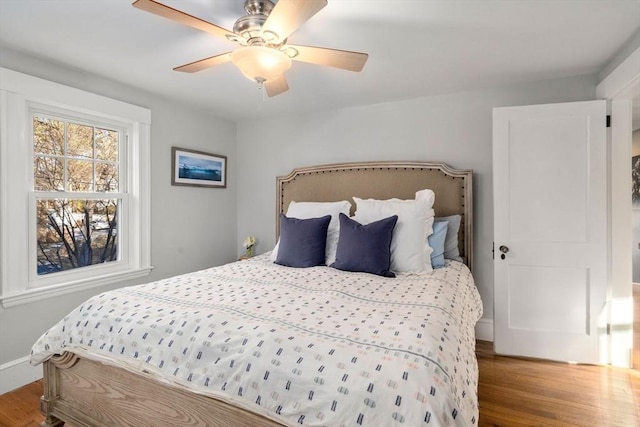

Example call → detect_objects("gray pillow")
331 213 398 277
435 215 463 261
275 214 331 268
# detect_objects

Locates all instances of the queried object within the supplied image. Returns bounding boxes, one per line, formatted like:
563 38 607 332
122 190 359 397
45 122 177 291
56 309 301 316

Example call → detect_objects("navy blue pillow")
275 214 331 268
331 213 398 277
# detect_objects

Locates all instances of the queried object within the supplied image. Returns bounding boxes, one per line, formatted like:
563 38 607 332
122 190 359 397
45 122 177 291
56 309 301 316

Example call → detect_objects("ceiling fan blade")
264 75 290 97
173 52 232 73
262 0 327 44
132 0 235 40
287 45 368 72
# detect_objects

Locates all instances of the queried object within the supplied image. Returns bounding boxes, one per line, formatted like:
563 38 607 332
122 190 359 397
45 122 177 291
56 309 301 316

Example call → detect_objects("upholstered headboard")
276 161 474 271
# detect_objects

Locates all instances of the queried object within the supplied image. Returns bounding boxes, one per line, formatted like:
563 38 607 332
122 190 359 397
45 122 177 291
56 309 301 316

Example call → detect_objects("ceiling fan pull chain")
256 80 265 110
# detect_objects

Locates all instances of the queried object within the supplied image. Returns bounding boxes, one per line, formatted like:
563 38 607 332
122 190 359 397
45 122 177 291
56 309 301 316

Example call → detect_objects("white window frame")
29 106 129 286
0 68 152 307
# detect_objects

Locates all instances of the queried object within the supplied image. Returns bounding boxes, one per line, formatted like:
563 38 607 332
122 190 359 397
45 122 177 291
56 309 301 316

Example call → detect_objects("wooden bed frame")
40 161 473 427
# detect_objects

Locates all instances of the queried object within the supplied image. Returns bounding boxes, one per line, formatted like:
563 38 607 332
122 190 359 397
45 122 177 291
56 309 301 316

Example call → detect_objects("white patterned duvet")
31 254 483 426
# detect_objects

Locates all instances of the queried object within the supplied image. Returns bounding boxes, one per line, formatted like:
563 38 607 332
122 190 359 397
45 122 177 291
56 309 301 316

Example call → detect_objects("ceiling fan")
132 0 369 97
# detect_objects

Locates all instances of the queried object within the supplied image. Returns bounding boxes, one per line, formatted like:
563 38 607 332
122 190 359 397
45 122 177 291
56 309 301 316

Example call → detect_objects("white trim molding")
0 68 151 123
0 67 153 302
0 267 153 308
0 356 42 394
596 47 640 100
475 317 494 342
595 46 638 368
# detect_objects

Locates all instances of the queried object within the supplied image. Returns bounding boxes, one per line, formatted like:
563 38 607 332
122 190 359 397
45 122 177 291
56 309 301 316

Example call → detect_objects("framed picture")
171 147 227 188
633 155 640 207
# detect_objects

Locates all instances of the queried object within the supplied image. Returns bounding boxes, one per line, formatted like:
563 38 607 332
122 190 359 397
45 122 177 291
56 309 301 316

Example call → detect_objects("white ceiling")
1 0 639 122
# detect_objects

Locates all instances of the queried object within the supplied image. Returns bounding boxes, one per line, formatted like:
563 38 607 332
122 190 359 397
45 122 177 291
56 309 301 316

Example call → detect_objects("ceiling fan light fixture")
231 46 292 84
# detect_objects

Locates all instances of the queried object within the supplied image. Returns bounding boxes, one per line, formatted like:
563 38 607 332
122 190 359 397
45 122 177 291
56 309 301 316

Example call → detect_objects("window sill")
0 266 153 308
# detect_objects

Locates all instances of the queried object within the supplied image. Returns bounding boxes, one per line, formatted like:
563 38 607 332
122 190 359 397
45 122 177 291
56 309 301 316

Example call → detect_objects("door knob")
499 245 509 253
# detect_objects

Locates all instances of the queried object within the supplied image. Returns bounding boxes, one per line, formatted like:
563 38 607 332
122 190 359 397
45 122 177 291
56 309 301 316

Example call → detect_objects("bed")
31 160 481 427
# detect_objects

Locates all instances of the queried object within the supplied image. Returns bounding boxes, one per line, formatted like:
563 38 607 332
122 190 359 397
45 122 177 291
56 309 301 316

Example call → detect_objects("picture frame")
171 147 227 188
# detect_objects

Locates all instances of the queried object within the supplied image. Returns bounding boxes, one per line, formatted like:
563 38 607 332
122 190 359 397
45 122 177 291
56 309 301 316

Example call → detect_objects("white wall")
0 49 238 388
236 74 598 333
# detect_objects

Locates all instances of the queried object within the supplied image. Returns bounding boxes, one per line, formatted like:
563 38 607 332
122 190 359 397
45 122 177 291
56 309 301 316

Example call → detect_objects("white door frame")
596 46 639 368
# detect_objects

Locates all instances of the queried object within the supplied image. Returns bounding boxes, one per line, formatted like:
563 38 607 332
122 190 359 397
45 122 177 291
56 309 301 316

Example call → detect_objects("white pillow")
272 200 352 265
415 189 436 235
354 191 435 273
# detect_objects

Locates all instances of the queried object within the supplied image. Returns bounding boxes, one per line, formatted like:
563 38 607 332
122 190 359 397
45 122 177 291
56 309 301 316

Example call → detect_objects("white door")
493 100 607 364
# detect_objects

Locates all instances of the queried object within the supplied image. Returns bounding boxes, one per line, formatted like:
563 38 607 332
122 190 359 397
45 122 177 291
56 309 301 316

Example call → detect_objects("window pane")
36 198 119 275
33 116 64 156
96 162 119 192
67 122 93 158
96 128 118 161
33 116 121 195
67 159 93 191
34 156 64 191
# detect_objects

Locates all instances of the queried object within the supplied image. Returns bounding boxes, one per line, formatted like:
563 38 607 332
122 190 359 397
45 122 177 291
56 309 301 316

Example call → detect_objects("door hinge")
606 115 611 128
606 323 611 335
492 242 495 260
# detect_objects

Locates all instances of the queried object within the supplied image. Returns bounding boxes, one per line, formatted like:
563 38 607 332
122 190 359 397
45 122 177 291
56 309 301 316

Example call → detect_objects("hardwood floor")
1 286 639 427
476 341 640 427
0 378 42 427
478 284 640 427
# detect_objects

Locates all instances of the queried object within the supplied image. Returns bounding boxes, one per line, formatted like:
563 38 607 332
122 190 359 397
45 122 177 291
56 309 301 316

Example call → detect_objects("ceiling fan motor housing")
243 0 274 15
233 0 283 46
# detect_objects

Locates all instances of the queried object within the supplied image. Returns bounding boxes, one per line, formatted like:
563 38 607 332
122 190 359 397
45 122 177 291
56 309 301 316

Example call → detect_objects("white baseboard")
475 317 494 342
0 356 42 394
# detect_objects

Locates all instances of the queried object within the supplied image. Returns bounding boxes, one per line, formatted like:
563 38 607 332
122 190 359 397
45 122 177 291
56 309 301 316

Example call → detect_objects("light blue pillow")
428 220 448 268
435 215 463 261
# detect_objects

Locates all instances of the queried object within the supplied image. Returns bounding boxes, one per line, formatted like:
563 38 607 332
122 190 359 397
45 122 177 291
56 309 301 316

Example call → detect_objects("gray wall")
0 49 238 365
235 74 598 325
0 47 599 369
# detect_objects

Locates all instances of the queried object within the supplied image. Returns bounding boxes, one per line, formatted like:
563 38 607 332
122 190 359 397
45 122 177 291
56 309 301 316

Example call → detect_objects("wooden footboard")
40 352 285 427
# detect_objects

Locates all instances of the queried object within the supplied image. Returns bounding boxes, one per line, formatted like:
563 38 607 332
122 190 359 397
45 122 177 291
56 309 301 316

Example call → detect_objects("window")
32 113 124 278
0 68 152 307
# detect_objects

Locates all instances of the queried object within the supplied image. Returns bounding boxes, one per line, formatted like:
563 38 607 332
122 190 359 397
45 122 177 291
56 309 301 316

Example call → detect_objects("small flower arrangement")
243 236 257 258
